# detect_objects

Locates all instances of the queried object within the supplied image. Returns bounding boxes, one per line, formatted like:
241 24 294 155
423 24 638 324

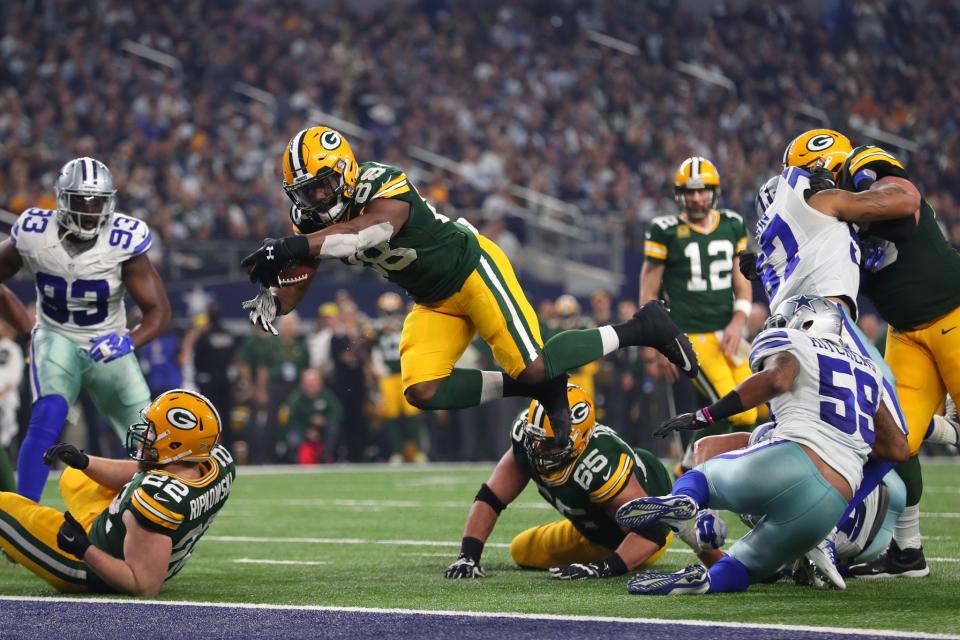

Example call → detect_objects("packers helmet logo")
570 401 591 425
289 205 302 225
320 130 342 151
166 407 199 431
806 134 835 152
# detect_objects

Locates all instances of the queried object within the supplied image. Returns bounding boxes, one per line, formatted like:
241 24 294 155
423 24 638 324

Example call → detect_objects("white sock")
598 325 620 356
479 371 505 404
893 504 923 550
927 414 959 446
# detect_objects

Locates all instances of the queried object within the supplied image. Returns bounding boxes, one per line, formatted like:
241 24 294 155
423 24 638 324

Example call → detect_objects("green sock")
0 447 15 493
895 454 924 507
541 329 606 379
422 369 485 410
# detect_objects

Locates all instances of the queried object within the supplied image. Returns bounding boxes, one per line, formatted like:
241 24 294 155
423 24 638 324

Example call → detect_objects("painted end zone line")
0 595 955 640
233 558 328 566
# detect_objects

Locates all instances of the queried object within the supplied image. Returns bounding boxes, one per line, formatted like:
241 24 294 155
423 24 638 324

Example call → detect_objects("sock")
926 414 959 445
895 455 923 507
707 555 751 593
17 395 70 502
541 327 617 379
0 446 15 492
672 469 710 508
839 459 895 521
893 504 922 551
418 370 508 410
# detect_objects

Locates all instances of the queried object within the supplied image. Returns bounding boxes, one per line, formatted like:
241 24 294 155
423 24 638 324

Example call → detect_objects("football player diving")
443 384 726 581
0 389 234 596
618 296 910 595
0 157 171 502
240 126 699 445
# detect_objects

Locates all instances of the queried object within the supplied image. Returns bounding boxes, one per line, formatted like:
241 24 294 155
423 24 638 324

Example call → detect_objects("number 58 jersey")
10 208 152 344
749 327 886 492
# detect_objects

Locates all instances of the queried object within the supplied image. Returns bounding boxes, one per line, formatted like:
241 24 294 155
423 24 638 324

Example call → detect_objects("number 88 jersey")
10 208 152 344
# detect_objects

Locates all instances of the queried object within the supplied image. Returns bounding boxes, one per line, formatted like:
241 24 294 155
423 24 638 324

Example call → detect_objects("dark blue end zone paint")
0 600 936 640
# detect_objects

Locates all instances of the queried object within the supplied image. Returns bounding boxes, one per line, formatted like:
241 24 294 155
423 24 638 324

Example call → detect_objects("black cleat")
626 301 699 378
530 375 571 446
848 541 930 579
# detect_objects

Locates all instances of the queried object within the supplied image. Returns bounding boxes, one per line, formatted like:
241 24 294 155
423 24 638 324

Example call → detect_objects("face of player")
682 188 713 218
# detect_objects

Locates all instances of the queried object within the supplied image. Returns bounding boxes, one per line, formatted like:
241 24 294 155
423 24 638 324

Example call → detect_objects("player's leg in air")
17 329 85 502
401 233 699 441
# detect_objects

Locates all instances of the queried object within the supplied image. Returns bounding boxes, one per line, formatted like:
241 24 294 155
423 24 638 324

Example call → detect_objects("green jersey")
839 146 960 330
297 162 481 303
373 319 403 375
510 416 672 549
644 210 748 333
282 387 344 432
88 445 236 588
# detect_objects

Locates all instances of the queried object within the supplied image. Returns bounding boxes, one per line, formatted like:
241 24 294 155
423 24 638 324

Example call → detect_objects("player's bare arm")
81 510 172 596
601 476 662 570
79 455 141 491
122 254 171 348
0 240 24 283
870 403 910 463
0 283 32 335
721 266 752 356
808 183 920 223
461 448 529 543
694 432 751 466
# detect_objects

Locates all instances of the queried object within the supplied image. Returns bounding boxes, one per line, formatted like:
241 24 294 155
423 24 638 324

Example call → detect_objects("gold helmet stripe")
288 128 309 180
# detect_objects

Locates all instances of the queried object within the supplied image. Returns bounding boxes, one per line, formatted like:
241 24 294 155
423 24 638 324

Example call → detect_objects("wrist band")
705 390 745 423
460 536 484 561
733 299 752 318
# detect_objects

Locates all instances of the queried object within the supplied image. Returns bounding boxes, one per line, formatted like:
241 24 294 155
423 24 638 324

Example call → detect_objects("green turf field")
3 460 958 635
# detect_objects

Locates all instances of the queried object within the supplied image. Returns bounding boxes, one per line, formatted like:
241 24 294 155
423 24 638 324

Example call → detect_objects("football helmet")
281 126 359 229
126 389 222 464
377 291 404 314
765 294 843 343
55 157 117 241
554 294 580 317
782 129 853 175
523 383 596 474
674 157 720 216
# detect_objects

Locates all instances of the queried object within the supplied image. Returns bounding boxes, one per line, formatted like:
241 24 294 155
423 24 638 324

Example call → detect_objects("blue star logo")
792 295 817 312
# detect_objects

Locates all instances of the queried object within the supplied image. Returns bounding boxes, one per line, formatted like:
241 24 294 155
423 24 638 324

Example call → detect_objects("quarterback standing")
0 157 171 502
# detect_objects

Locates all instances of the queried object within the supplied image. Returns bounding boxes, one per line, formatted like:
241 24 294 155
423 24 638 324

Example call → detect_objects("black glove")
443 553 485 579
43 442 89 469
240 235 311 288
654 410 710 438
806 166 836 196
737 251 760 282
57 511 91 559
549 553 627 580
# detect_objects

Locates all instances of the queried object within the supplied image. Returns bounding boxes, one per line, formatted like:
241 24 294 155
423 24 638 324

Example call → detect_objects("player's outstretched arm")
122 254 172 348
0 283 32 335
808 182 920 224
82 510 172 596
0 240 24 283
870 403 910 463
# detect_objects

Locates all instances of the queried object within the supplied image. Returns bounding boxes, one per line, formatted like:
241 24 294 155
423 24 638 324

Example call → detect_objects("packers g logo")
320 130 342 151
806 134 835 152
570 401 591 425
166 408 199 431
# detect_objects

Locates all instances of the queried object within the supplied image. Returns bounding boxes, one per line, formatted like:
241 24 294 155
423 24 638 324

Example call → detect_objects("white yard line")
233 558 328 566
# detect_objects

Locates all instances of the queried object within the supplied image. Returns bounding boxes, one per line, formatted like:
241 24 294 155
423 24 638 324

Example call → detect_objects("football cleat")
848 541 929 579
628 563 710 596
631 301 700 378
616 494 699 532
794 538 845 590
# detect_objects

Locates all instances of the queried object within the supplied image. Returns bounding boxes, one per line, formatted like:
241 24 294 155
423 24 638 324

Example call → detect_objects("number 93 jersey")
755 168 861 317
749 327 886 492
10 208 152 344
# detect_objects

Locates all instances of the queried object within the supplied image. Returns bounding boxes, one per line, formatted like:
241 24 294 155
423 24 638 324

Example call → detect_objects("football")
277 261 317 287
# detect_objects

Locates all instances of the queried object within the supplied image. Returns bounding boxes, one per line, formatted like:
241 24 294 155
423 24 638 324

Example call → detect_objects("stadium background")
1 0 958 466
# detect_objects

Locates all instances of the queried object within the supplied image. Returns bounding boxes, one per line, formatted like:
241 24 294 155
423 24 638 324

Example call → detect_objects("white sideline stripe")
0 596 955 639
233 498 553 510
400 552 453 558
233 558 328 566
925 486 960 494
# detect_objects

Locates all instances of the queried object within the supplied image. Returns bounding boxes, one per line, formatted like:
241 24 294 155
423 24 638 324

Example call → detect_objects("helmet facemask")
55 157 117 241
522 418 575 474
284 164 349 229
126 410 161 463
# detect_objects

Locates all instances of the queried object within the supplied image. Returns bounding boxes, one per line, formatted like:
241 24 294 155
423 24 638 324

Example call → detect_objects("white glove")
241 286 280 336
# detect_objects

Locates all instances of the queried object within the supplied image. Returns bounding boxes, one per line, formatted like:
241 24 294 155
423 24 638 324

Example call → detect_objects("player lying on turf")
0 389 233 596
616 295 909 595
443 384 725 581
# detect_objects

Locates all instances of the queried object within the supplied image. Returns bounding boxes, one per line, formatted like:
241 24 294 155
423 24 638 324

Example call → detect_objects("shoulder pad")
748 328 796 372
106 213 152 258
129 483 186 531
650 215 680 231
586 450 635 504
11 208 58 250
719 209 743 222
847 145 905 175
357 162 411 202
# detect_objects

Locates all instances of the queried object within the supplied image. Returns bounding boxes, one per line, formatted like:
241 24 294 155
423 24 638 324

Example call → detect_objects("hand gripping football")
277 261 317 287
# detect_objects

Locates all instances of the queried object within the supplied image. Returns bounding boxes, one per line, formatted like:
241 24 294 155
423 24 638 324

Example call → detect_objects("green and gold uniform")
644 210 756 425
507 415 673 569
839 146 960 455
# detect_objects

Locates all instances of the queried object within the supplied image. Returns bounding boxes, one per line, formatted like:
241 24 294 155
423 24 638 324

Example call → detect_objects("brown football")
277 262 317 287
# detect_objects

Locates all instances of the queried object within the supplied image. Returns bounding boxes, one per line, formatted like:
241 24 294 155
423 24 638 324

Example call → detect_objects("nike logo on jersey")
154 493 170 503
62 533 75 542
603 469 612 481
942 327 957 335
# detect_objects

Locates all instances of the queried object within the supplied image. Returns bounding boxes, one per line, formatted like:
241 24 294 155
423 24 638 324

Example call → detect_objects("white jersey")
749 327 885 493
755 168 861 316
11 208 152 345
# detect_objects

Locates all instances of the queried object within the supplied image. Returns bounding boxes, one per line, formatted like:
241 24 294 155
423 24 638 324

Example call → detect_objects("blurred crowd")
1 0 959 258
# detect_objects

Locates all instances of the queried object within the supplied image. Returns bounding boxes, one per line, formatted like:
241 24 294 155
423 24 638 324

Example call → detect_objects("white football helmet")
55 157 117 240
766 294 844 343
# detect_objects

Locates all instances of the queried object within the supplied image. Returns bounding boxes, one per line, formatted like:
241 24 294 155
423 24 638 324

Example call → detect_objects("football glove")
806 166 836 196
241 235 311 288
443 553 485 579
88 333 134 363
694 509 728 550
43 442 89 470
57 511 91 559
241 286 281 336
549 553 627 580
737 251 760 282
654 410 710 438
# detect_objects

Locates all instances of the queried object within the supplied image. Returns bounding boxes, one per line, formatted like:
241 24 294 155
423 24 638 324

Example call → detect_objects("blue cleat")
616 494 699 532
628 563 710 596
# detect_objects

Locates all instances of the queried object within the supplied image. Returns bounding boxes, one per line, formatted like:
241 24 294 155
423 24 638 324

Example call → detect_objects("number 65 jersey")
749 327 886 493
10 208 152 344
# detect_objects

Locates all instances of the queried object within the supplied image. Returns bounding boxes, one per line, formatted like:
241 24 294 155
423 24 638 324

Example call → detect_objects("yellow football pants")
400 234 543 390
376 373 420 419
509 518 672 569
0 469 114 592
885 306 960 454
688 332 757 427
